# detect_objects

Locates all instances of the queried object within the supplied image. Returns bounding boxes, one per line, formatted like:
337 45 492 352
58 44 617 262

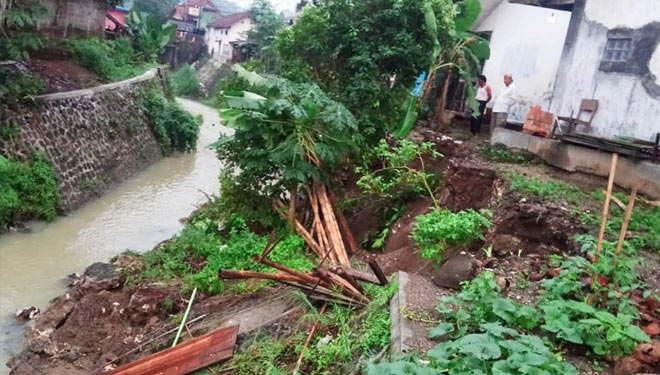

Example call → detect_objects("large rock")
430 253 479 289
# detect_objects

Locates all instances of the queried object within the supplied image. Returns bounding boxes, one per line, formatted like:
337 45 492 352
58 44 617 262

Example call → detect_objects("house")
170 0 219 37
105 5 130 37
475 0 660 142
205 12 253 64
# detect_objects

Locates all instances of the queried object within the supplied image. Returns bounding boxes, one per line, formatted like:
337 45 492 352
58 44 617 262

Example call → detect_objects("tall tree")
247 0 286 73
133 0 177 22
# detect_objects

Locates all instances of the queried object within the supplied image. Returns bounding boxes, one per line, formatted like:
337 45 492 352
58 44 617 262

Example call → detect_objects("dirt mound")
26 59 103 93
438 161 504 211
487 198 585 255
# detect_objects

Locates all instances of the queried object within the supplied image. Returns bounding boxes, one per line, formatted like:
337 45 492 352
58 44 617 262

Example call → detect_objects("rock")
84 262 117 280
15 307 40 321
488 234 522 257
127 285 174 322
431 254 479 290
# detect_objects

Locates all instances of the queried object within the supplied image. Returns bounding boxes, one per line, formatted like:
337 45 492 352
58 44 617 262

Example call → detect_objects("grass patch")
0 152 59 229
504 172 585 203
68 37 154 82
480 144 532 164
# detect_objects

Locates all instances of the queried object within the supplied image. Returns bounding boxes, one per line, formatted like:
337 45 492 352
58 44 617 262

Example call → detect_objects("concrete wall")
550 0 660 141
206 18 253 63
491 128 660 200
474 2 571 123
0 70 166 211
36 0 106 38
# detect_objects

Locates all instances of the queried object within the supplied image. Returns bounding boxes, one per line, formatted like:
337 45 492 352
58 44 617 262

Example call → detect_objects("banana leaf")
393 96 419 139
455 0 481 33
232 64 267 86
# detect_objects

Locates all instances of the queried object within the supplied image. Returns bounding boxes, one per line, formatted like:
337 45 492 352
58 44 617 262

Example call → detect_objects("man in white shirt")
490 74 516 135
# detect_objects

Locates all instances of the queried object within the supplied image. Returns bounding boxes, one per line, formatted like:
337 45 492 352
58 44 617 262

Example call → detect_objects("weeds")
480 145 530 164
142 89 200 154
68 38 154 81
504 172 585 203
170 64 201 97
412 208 492 260
0 152 59 229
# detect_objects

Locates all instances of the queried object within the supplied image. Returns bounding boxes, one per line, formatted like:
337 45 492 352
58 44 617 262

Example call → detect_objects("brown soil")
26 59 103 93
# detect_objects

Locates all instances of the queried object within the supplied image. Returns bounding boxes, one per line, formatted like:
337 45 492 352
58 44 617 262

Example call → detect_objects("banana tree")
126 10 176 61
432 0 490 127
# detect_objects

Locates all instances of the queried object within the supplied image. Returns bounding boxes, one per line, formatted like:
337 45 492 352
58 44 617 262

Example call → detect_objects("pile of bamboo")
274 182 356 267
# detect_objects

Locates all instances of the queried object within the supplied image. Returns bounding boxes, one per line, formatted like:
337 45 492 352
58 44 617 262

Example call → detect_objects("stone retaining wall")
0 69 167 211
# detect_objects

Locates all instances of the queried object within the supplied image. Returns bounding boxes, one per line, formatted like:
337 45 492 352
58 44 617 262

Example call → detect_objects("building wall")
474 2 571 123
550 0 660 141
0 70 166 211
36 0 106 38
206 18 253 63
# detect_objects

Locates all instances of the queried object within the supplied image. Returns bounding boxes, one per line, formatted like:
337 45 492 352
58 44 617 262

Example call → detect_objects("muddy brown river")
0 99 229 373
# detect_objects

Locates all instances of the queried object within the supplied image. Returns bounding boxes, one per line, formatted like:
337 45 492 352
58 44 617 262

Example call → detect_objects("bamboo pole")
275 201 325 257
288 185 297 229
329 190 359 255
293 303 327 375
218 269 308 284
307 186 336 263
172 287 197 347
615 187 638 255
596 153 618 255
252 256 324 285
317 183 350 265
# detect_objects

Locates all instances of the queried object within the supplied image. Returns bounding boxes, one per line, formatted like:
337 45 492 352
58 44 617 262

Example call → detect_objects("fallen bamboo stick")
317 183 350 265
615 187 638 255
597 153 618 255
275 202 325 257
252 256 323 285
324 272 368 303
288 185 298 229
281 281 368 306
331 267 380 285
293 303 327 375
219 269 308 284
368 260 389 286
329 190 359 255
172 287 197 347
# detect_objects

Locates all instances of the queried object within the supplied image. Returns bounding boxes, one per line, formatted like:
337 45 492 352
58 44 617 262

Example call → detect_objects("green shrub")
170 64 201 97
143 90 200 153
0 67 45 104
68 37 154 81
412 208 492 260
0 153 59 229
505 172 585 203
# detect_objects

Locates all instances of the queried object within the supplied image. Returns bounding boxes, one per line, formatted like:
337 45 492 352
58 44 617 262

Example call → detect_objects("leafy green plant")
170 64 201 97
504 172 585 203
0 67 45 105
126 10 176 61
0 1 45 60
369 203 404 250
0 153 59 229
213 77 359 195
68 37 154 81
247 0 286 73
412 208 492 260
143 90 200 153
356 139 442 205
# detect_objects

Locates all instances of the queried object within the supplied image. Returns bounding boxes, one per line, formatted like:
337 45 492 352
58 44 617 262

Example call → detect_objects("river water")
0 99 229 373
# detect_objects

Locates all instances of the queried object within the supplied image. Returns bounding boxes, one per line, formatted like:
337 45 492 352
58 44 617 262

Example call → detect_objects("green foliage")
436 272 541 332
356 140 442 204
214 77 359 195
0 153 59 229
0 67 45 105
143 90 200 153
126 10 176 61
248 0 286 73
132 0 178 22
170 64 201 97
276 0 458 140
227 334 293 375
504 172 585 203
0 1 45 60
205 170 283 231
139 216 314 293
412 208 492 260
210 67 254 109
480 145 530 164
369 203 404 250
68 38 154 81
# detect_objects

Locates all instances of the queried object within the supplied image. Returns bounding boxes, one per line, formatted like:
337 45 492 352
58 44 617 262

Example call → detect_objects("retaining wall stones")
0 69 167 211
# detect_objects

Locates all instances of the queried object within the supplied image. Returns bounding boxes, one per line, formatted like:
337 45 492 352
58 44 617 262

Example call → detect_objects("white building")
206 12 253 64
476 0 660 142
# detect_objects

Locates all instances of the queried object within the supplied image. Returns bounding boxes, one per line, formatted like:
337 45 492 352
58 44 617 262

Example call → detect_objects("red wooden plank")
103 325 239 375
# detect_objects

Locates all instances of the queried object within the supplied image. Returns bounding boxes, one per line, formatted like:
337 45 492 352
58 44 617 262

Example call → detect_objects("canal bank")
0 99 229 374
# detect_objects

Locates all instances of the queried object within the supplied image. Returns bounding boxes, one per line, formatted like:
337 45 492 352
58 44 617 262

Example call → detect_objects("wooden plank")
368 260 389 286
103 325 239 375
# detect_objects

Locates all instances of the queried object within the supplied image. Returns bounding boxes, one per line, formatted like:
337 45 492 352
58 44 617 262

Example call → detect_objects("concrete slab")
492 128 660 199
389 271 448 355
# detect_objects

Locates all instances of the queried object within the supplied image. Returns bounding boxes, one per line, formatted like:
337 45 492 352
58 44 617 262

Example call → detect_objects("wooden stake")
615 187 638 255
293 303 327 375
368 260 389 286
596 153 618 255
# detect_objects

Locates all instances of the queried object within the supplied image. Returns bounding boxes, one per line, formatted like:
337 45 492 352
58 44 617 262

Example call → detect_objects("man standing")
490 74 516 135
471 75 492 135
